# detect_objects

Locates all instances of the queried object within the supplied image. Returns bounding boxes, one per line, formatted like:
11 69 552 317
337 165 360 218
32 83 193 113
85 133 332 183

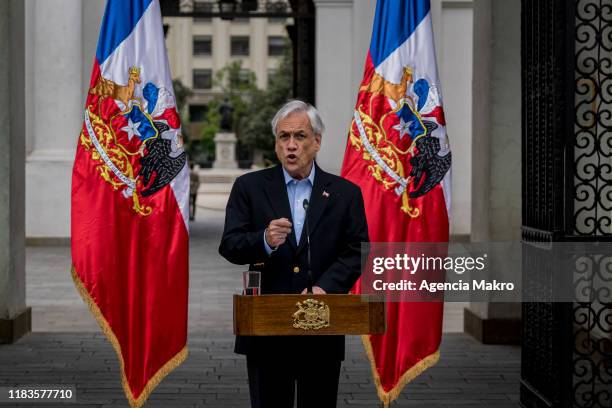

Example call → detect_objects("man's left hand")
301 286 326 294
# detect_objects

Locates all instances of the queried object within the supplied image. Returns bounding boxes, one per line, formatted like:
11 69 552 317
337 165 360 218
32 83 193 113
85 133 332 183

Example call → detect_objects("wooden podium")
233 294 385 336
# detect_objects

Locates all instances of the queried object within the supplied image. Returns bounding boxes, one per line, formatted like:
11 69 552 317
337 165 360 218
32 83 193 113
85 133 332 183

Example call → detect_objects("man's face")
275 111 321 179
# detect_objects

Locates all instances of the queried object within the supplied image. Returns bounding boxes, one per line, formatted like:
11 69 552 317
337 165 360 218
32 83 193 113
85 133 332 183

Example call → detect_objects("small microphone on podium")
302 199 313 294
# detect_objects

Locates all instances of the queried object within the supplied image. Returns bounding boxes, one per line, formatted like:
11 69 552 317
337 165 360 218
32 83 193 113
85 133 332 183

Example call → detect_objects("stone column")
465 0 521 344
350 1 376 93
25 0 83 240
251 18 267 89
0 0 30 344
212 18 230 83
81 1 105 97
471 0 491 243
313 0 355 175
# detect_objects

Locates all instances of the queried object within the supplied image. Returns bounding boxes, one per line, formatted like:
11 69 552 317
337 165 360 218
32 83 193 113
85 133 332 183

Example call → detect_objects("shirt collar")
282 162 315 186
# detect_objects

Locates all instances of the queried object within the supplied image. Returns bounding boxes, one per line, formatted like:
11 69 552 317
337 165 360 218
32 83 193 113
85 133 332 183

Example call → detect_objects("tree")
200 42 294 166
172 78 193 115
172 78 194 154
199 61 259 161
242 41 293 164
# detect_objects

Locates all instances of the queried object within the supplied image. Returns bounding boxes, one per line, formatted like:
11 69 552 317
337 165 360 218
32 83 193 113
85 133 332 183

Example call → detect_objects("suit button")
293 266 300 273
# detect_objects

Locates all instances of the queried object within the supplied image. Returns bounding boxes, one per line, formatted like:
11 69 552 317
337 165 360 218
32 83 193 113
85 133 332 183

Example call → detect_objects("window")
241 0 258 12
189 104 208 122
231 36 250 56
230 69 251 87
193 35 212 56
268 36 285 56
193 69 213 90
193 1 212 22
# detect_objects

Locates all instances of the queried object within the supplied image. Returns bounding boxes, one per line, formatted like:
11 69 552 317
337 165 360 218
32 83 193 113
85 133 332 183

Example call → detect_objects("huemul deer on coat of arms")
359 66 413 106
90 66 141 106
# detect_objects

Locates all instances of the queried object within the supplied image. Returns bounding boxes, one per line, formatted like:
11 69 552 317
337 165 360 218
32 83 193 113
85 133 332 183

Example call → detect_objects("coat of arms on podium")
293 299 330 331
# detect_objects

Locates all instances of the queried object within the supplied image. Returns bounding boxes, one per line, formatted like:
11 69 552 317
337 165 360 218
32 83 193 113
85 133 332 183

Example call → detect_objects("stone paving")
0 332 520 408
0 192 521 407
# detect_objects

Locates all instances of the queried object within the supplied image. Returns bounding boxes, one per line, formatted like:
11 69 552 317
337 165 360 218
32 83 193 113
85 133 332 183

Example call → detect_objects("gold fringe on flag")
361 335 440 407
71 266 188 408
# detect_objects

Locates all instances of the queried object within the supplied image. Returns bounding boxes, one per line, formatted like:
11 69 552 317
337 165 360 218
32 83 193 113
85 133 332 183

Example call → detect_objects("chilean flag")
71 1 189 407
341 0 451 405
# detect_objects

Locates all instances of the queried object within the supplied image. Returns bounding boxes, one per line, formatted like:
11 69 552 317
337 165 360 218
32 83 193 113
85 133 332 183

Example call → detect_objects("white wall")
314 0 355 176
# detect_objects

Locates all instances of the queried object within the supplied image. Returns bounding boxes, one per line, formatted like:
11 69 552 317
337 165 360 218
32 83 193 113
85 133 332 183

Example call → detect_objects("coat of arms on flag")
341 0 451 406
350 67 451 216
71 1 189 407
83 64 186 215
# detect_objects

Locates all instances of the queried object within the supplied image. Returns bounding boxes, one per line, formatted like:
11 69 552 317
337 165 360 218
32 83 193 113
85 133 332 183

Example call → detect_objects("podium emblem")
293 299 330 330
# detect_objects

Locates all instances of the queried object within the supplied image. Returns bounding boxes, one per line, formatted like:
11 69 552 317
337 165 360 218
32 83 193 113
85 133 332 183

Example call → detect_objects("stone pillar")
81 1 105 97
465 0 521 344
212 18 230 84
470 0 491 243
436 0 474 237
313 0 355 175
350 1 376 94
25 0 83 240
251 18 267 89
0 0 30 344
213 132 238 169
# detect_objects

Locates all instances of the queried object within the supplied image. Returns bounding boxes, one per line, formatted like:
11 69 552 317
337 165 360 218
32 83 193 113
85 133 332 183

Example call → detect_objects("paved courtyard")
0 191 521 407
0 332 520 408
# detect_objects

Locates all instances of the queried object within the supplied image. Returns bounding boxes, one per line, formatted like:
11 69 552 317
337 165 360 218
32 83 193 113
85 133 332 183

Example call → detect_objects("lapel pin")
322 190 330 198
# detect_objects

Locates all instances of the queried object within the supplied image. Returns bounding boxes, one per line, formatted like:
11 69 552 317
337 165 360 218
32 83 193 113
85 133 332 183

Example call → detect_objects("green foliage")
171 78 194 154
198 61 258 158
172 78 193 115
199 43 294 164
200 99 220 157
242 41 293 164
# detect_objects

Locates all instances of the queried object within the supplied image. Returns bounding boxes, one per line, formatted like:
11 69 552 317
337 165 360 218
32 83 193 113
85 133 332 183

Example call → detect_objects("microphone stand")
302 199 313 294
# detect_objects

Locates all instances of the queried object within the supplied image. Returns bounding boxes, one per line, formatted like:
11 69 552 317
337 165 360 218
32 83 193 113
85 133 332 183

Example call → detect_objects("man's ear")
315 134 322 149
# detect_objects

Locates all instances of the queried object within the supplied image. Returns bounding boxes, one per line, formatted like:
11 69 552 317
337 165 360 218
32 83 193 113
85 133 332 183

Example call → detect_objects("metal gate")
521 0 612 406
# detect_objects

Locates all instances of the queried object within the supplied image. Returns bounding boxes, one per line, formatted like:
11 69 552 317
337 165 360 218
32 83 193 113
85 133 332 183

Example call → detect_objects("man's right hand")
265 218 292 248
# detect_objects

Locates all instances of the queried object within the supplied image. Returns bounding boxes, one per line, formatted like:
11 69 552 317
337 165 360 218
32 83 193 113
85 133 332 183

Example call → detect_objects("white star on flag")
392 117 411 140
121 118 142 141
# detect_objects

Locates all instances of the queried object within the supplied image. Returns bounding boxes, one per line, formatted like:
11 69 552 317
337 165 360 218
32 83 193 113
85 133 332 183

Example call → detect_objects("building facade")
163 12 289 124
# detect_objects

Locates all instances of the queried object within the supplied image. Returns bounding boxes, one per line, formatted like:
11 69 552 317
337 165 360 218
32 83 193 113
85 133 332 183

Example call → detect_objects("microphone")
302 198 313 294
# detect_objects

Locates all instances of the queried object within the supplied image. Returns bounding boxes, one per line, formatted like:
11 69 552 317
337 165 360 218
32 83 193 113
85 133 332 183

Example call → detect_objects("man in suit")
219 100 369 408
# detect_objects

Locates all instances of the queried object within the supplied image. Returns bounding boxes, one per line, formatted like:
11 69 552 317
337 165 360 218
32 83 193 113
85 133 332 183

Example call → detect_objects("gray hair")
270 100 325 137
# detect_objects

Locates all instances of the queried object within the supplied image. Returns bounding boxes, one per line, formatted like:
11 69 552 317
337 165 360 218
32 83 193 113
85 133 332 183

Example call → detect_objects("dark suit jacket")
219 163 369 361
